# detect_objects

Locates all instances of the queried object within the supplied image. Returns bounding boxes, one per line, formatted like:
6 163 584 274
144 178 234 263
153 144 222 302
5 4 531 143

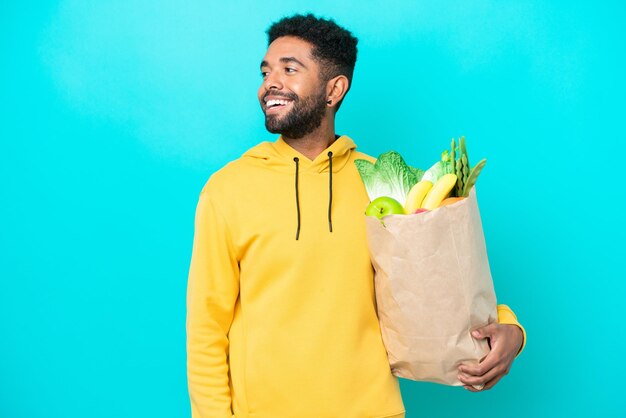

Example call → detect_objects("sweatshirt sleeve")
186 190 239 418
496 304 526 357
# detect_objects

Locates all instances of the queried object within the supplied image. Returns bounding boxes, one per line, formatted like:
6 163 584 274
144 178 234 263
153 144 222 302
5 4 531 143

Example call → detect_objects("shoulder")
352 150 376 164
198 158 246 198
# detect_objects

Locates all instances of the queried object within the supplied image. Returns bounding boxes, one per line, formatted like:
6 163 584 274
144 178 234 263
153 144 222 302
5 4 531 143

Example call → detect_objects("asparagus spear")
459 136 470 180
450 138 456 168
461 154 470 187
459 136 468 160
454 136 467 197
455 156 464 197
462 158 487 196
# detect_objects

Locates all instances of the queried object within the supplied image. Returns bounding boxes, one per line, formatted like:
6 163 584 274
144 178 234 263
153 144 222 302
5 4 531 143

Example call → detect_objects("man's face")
258 36 328 139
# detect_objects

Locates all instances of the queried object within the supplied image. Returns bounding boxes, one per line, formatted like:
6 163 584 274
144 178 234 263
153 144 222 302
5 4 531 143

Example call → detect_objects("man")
186 13 525 418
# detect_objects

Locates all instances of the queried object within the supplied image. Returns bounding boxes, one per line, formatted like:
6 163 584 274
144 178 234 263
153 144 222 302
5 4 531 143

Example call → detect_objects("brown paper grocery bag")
364 186 497 387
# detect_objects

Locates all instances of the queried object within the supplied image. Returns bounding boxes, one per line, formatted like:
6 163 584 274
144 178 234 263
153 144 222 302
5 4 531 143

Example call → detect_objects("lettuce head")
354 151 424 204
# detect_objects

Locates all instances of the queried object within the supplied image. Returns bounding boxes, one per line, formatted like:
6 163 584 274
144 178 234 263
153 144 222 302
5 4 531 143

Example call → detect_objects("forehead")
262 36 315 64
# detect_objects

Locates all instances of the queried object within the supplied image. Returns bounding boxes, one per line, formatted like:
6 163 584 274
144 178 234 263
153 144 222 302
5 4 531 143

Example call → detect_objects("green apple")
365 196 406 220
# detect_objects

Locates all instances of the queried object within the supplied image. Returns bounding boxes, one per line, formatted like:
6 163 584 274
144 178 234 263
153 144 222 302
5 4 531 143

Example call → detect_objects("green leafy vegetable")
409 165 426 182
354 151 423 204
441 150 455 175
422 150 454 183
422 161 444 184
355 136 487 203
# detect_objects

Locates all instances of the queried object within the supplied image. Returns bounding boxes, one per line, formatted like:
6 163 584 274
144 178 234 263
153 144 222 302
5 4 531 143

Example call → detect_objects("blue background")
2 1 624 417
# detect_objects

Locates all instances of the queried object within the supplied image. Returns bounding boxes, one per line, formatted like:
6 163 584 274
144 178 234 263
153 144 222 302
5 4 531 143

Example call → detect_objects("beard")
263 88 327 139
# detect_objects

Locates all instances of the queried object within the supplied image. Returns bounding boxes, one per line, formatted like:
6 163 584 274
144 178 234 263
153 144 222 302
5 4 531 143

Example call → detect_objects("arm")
496 304 527 356
457 304 526 391
186 190 239 417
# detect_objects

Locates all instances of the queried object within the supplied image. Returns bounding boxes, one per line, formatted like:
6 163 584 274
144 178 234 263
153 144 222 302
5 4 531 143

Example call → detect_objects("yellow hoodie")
186 135 526 418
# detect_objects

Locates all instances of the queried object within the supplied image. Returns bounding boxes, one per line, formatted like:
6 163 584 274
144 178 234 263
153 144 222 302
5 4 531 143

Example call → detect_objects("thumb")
472 323 497 339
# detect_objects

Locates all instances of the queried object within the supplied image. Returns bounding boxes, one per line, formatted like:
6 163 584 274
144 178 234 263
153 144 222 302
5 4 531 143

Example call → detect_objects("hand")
457 323 523 392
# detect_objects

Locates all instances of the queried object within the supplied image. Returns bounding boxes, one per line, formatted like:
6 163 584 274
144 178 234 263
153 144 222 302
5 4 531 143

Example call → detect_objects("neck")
282 115 336 161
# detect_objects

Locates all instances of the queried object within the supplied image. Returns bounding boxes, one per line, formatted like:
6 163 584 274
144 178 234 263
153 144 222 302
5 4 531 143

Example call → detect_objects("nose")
263 71 283 91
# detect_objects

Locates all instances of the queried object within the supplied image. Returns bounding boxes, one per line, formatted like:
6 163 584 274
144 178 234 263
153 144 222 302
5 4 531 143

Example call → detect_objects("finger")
458 364 504 387
466 328 519 378
482 372 505 391
458 362 483 376
463 384 481 392
472 323 498 340
459 334 510 376
459 352 499 376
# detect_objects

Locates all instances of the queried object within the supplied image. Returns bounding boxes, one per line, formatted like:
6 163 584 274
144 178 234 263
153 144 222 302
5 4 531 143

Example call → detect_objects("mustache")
263 91 298 101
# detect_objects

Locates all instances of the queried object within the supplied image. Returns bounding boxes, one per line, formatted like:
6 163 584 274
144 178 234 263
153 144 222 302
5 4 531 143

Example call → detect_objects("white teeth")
266 99 292 107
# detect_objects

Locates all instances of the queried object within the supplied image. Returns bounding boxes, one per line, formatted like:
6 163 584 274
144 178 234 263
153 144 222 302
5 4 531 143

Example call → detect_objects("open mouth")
265 99 293 113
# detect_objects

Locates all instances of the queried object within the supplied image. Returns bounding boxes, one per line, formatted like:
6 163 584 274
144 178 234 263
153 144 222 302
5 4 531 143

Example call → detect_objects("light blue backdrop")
2 1 624 417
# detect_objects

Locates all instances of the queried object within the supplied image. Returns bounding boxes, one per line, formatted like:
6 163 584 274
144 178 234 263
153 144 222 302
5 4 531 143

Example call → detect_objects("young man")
186 14 526 418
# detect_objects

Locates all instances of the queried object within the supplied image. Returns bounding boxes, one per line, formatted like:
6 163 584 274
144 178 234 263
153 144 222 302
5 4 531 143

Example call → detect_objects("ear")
325 75 349 108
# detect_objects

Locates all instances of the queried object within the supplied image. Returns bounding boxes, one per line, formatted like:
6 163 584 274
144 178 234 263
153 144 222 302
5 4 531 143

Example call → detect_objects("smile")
265 99 293 113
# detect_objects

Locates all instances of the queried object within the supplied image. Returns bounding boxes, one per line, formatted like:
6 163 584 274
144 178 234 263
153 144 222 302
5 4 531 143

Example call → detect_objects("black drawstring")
292 152 334 240
293 157 301 240
327 151 333 233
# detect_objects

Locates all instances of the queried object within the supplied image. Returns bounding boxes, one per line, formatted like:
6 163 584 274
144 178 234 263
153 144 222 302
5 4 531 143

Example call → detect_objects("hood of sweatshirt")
241 134 356 173
241 134 357 240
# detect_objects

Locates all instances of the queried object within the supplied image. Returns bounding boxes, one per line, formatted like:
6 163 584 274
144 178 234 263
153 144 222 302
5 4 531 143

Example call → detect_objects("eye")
261 71 268 78
285 67 296 73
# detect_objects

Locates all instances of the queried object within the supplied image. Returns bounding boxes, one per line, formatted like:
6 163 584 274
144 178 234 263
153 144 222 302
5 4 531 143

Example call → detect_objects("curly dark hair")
266 13 358 111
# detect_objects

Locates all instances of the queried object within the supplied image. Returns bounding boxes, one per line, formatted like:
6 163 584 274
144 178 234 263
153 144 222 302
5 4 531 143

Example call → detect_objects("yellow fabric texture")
496 304 527 356
186 135 525 418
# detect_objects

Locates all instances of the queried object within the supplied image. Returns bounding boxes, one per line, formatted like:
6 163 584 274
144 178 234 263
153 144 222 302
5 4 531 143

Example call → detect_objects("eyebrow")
260 56 308 70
